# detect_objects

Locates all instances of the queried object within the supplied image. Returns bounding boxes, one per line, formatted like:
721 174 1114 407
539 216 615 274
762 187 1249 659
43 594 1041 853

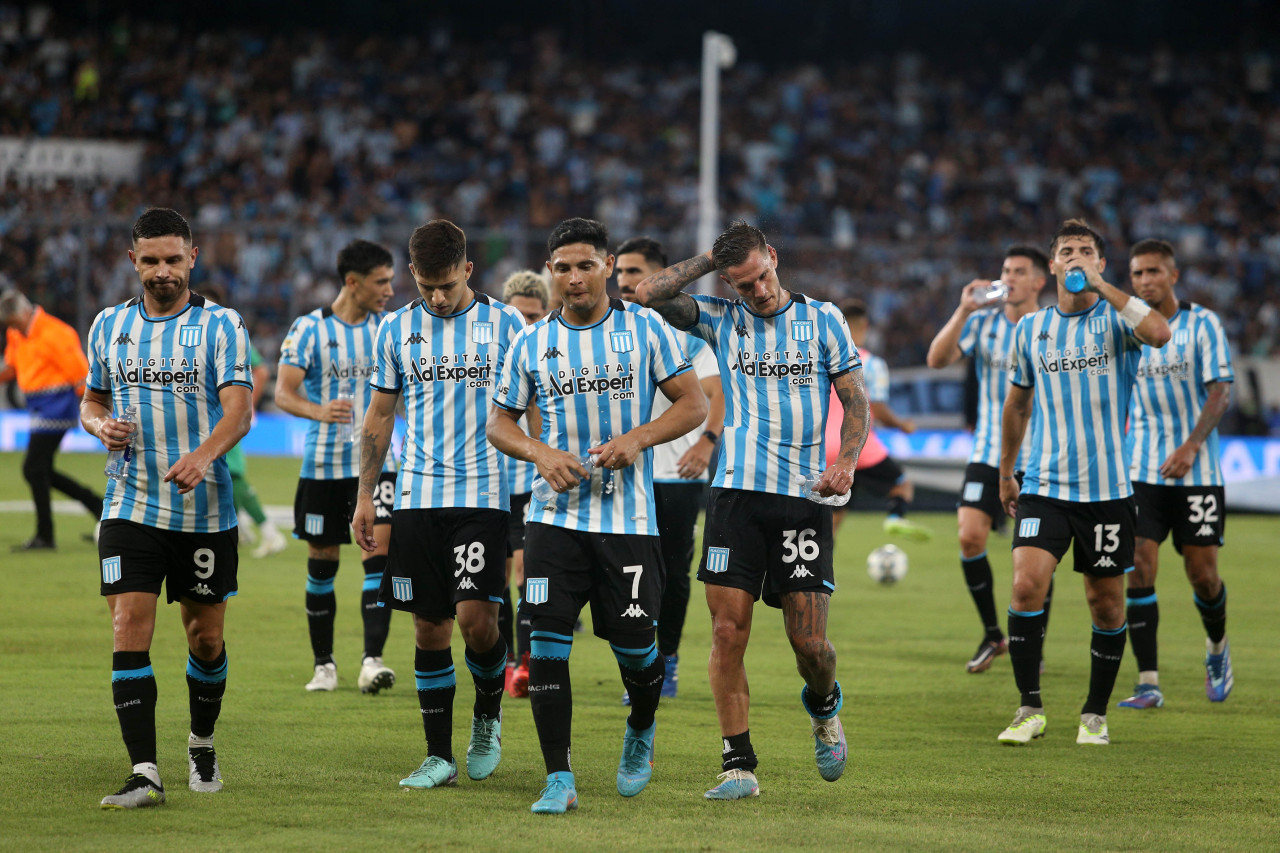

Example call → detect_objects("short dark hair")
711 221 768 271
616 236 667 269
1006 245 1050 278
1130 238 1176 264
408 220 467 277
337 239 394 281
547 218 610 257
1050 218 1106 259
132 208 192 246
839 297 869 323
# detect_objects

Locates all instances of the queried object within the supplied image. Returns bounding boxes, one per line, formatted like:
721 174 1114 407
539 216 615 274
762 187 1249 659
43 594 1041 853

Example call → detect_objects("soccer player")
1118 239 1234 709
275 240 398 694
488 218 706 814
637 221 869 800
81 208 253 808
352 220 525 789
0 289 102 550
617 236 724 703
498 269 551 698
996 219 1170 747
926 247 1050 673
836 299 932 541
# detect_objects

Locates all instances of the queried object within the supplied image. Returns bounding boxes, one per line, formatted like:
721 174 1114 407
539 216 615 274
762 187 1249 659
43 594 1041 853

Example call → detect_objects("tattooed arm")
351 388 398 552
635 250 715 330
815 369 869 497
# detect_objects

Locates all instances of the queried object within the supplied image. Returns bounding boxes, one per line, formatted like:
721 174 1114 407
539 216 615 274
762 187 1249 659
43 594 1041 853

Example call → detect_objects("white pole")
697 31 735 293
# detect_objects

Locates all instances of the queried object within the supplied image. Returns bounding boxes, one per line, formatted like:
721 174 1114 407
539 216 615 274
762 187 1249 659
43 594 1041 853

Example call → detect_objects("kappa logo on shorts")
458 577 477 590
1094 556 1117 568
471 321 493 345
392 576 413 601
620 603 649 618
609 331 634 353
179 325 203 348
526 577 549 605
190 583 213 597
706 547 730 574
305 513 324 536
791 320 814 342
790 566 813 579
1018 517 1041 538
1088 317 1107 335
963 481 984 502
1196 523 1215 537
101 556 122 584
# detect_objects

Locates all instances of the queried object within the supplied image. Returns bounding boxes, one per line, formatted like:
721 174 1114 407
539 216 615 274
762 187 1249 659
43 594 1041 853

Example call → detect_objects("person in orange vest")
0 290 103 550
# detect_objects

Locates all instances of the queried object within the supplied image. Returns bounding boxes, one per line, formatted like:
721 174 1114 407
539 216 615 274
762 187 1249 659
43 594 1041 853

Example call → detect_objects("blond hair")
501 270 550 308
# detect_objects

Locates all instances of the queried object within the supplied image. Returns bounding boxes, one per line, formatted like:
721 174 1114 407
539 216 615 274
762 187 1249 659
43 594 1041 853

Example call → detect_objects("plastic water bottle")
1064 268 1089 293
532 453 598 501
797 474 851 507
104 405 138 482
981 280 1009 304
334 378 357 444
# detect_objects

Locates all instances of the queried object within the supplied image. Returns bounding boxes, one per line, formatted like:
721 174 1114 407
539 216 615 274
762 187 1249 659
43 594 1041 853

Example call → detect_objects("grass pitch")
1 451 1277 851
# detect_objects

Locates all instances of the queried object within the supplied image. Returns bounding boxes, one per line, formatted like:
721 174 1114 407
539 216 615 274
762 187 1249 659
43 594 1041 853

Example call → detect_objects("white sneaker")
997 706 1046 744
358 656 395 695
252 522 287 558
188 746 223 792
238 514 260 545
305 662 337 692
1076 713 1110 745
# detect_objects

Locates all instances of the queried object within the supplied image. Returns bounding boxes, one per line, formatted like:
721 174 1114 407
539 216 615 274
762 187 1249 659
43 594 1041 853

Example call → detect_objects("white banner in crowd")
0 137 144 185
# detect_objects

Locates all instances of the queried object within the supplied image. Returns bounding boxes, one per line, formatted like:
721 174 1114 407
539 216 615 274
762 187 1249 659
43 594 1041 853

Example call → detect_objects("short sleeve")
688 338 719 380
493 327 533 412
863 355 890 402
371 315 401 393
86 311 110 392
957 313 981 357
819 304 860 379
647 312 691 385
1011 315 1034 388
690 294 728 344
279 316 314 371
215 311 254 390
1198 310 1234 385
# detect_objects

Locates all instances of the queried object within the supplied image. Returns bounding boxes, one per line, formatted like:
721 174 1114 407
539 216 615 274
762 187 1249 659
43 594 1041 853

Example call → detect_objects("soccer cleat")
531 771 578 814
188 746 223 793
966 637 1008 673
811 715 847 781
508 658 530 699
251 522 287 558
1205 640 1233 702
661 654 679 699
620 688 632 707
305 662 337 692
705 769 760 800
399 756 458 788
1118 683 1164 709
997 706 1046 744
466 713 502 780
100 773 165 809
11 536 55 552
616 721 656 797
883 515 933 542
1077 713 1110 745
358 656 395 695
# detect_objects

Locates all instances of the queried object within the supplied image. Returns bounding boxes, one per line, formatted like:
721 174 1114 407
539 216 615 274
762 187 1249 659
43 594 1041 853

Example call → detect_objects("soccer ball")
867 544 908 584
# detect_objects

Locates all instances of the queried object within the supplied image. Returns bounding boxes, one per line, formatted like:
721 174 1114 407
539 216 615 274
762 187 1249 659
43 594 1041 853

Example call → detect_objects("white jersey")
652 337 719 483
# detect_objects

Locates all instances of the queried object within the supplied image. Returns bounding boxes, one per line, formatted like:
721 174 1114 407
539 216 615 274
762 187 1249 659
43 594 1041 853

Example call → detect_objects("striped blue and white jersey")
683 292 860 497
1127 301 1234 486
861 349 889 403
372 293 524 511
1011 299 1145 503
86 293 253 532
279 306 393 480
652 337 719 483
958 308 1028 469
493 298 691 535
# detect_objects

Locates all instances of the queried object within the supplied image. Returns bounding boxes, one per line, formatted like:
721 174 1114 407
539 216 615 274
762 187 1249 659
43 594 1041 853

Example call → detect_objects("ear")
603 253 615 277
343 272 358 289
767 244 778 267
463 260 474 281
188 246 199 268
1097 256 1107 274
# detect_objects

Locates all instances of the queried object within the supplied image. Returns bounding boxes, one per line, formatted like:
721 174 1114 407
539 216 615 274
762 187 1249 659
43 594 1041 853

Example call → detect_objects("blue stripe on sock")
1127 593 1158 607
1009 608 1044 617
186 654 228 683
1093 623 1128 636
306 575 335 595
362 572 382 592
531 631 572 661
961 551 988 562
1194 587 1226 609
414 667 456 691
610 642 658 670
465 657 507 679
111 665 154 682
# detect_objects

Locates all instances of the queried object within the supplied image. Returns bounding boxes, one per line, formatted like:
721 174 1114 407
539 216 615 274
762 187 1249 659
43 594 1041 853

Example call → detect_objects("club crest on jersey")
305 513 324 536
526 577 549 605
392 576 413 601
101 556 122 584
1088 317 1107 335
1018 518 1041 538
1173 329 1190 346
610 331 634 353
179 325 203 348
791 320 814 342
472 321 493 345
706 547 730 574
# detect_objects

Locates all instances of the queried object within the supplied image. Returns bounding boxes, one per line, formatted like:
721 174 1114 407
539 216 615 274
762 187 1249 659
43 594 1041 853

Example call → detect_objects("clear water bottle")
1064 268 1088 293
334 378 357 444
104 404 138 482
532 453 598 501
797 474 851 507
981 280 1009 304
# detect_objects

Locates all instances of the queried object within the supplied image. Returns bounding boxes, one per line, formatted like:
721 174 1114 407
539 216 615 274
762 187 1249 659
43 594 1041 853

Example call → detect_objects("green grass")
1 451 1277 851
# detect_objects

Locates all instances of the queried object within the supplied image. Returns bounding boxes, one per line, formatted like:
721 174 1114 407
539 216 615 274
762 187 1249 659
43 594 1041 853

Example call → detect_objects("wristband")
1000 475 1017 481
701 430 720 444
1120 298 1152 327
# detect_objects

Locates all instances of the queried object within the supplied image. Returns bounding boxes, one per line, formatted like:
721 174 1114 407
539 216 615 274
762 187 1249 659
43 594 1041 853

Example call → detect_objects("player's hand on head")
590 434 642 470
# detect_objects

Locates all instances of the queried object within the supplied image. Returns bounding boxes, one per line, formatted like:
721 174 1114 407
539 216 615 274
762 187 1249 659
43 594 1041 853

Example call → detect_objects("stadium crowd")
2 11 1279 370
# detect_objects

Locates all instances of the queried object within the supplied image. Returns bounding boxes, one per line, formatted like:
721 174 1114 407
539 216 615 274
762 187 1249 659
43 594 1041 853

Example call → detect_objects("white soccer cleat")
1076 713 1110 745
306 662 337 692
357 656 396 695
188 746 223 793
251 522 287 558
997 706 1046 745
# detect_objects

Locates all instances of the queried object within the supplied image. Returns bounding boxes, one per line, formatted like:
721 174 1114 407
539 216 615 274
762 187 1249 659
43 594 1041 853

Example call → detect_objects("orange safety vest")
5 307 88 395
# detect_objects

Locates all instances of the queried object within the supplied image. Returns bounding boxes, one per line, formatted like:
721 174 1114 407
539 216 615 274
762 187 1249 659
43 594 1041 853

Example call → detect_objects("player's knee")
458 615 499 650
710 614 749 651
186 622 224 659
788 634 834 669
958 527 986 557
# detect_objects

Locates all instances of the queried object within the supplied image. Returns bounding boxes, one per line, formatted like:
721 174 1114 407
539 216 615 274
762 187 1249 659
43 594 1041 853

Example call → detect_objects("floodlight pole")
697 31 735 293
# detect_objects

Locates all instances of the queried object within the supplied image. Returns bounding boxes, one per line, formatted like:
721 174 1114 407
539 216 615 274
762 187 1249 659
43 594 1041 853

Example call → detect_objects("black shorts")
506 491 532 557
521 522 665 640
654 481 704 577
1012 494 1137 577
293 472 395 545
380 508 509 619
958 463 1020 528
98 519 239 605
697 487 835 608
853 456 905 496
1133 482 1226 554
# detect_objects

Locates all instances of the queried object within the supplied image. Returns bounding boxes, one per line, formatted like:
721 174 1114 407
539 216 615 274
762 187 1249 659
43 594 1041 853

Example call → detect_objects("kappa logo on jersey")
791 320 814 342
610 330 634 353
542 347 564 360
1088 317 1108 335
101 556 122 584
1037 343 1110 375
963 481 984 502
1037 331 1051 341
525 577 549 605
620 603 649 618
190 583 213 597
179 325 203 348
471 321 493 345
706 546 730 574
734 323 750 338
1196 523 1215 537
327 340 339 349
1019 517 1041 538
113 333 133 346
406 332 427 345
457 577 477 590
1174 329 1190 346
1094 555 1117 568
304 513 324 536
392 576 413 601
790 565 813 579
